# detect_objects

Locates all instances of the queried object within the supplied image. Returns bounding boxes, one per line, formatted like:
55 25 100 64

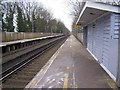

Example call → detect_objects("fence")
1 32 57 42
76 33 83 44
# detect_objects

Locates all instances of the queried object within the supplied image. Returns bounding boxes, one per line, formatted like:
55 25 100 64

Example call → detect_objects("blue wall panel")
87 13 120 81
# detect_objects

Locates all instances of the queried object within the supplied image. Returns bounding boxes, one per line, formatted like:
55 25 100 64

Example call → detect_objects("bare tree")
1 0 67 33
69 0 81 16
112 0 120 6
1 1 16 32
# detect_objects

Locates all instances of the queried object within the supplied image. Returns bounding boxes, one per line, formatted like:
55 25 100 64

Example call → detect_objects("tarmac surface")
25 35 117 89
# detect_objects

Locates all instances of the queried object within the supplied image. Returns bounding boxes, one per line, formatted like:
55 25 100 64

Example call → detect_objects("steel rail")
1 36 66 83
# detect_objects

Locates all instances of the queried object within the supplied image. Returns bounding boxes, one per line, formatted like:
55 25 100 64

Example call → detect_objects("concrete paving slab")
25 35 117 89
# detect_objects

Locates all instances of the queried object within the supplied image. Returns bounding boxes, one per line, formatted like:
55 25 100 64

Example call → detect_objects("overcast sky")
4 0 74 31
37 0 74 31
5 0 115 31
33 0 114 31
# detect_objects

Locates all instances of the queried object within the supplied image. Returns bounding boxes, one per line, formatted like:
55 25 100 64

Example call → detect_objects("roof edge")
76 1 120 25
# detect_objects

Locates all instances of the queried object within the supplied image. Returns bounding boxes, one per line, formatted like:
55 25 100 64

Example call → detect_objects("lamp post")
32 19 35 32
46 19 49 33
0 13 2 31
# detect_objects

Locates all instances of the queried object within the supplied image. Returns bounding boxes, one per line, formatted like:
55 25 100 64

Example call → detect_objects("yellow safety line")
63 75 68 90
75 82 78 89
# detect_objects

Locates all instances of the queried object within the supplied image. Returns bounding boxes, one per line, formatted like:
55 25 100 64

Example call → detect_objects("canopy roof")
76 1 120 26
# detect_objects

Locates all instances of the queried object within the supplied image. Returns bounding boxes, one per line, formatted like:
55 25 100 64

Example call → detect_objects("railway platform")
25 35 117 89
0 34 62 47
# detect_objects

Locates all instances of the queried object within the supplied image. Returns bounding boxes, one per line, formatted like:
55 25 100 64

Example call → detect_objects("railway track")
2 35 68 89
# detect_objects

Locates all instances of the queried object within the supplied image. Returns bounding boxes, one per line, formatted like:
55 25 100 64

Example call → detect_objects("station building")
76 1 120 86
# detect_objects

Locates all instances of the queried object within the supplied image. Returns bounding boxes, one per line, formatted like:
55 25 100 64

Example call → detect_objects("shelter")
76 1 120 86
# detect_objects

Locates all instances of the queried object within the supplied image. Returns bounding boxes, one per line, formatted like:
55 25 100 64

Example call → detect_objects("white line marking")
25 39 66 89
25 50 59 88
72 64 76 88
60 44 64 49
73 73 76 88
66 67 70 69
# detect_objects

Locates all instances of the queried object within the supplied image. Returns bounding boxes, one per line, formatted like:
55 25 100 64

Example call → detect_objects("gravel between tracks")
2 37 67 89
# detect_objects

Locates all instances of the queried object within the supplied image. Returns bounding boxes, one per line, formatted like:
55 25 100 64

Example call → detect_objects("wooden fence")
0 32 57 42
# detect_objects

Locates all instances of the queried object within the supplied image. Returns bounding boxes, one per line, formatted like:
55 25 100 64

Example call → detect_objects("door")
83 26 88 47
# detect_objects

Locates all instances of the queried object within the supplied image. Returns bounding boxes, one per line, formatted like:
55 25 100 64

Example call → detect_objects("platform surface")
26 35 117 89
0 34 61 47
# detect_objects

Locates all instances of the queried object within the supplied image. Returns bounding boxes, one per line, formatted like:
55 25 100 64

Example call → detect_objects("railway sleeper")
3 79 30 88
4 78 30 83
16 71 37 76
22 68 40 72
3 84 25 89
2 36 68 89
10 75 33 81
